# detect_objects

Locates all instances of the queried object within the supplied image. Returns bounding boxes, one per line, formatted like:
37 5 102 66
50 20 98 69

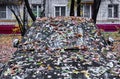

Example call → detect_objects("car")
0 17 119 79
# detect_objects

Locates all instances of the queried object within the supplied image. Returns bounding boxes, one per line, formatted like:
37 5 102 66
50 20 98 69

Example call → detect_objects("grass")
103 31 120 40
102 31 120 52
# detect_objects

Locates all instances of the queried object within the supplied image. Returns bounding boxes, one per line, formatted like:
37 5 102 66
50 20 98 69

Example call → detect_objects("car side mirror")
13 39 19 48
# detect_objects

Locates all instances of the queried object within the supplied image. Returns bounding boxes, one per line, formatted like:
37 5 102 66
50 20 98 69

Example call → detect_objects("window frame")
81 4 92 18
32 4 41 18
54 5 67 17
0 5 7 19
108 4 119 19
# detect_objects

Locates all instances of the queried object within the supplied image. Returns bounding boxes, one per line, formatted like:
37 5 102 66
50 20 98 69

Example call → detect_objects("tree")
24 0 36 21
40 0 46 17
0 0 25 36
0 0 36 36
8 6 23 36
92 0 101 23
70 0 75 16
77 0 81 16
69 0 81 16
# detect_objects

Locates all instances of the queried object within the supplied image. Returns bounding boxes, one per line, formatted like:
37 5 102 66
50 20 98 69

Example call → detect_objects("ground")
0 32 120 63
0 34 21 63
103 31 120 52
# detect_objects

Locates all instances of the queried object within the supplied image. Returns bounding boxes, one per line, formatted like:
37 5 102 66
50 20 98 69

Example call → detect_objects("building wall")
0 0 120 24
0 0 120 33
97 0 120 24
29 0 42 4
0 5 16 25
45 0 69 17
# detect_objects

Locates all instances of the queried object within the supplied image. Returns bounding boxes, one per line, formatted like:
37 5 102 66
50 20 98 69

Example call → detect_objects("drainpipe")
37 5 39 18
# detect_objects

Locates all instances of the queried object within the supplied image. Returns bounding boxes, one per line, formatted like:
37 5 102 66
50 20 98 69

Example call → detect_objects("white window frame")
54 4 67 17
82 4 92 18
108 5 114 18
32 4 41 18
108 4 119 19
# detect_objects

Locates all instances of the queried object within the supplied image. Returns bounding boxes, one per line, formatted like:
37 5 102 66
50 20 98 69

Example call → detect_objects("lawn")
103 31 120 52
103 31 120 41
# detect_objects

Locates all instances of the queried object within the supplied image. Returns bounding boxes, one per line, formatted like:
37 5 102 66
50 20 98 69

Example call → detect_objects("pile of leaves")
0 17 120 79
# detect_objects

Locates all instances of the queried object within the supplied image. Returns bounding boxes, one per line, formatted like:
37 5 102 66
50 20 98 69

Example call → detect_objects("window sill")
0 18 7 20
107 18 119 21
0 19 16 22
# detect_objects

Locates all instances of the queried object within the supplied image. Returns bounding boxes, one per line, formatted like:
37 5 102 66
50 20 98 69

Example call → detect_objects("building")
97 0 120 31
0 0 23 34
0 0 120 34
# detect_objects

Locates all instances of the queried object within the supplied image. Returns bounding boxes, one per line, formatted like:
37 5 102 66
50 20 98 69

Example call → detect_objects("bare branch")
24 0 36 21
8 6 23 35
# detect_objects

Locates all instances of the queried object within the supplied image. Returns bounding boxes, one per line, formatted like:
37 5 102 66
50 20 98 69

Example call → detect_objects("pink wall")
97 24 120 32
0 24 120 34
0 25 19 34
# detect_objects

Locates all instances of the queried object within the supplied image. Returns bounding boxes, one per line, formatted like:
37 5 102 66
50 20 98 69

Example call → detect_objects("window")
0 6 6 19
55 6 66 16
81 4 92 18
32 4 41 18
108 4 119 18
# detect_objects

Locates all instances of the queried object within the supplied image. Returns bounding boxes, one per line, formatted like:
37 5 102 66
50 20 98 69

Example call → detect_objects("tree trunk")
70 0 74 16
23 4 28 36
92 0 101 23
8 7 24 36
77 0 81 16
24 0 36 21
40 0 46 17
